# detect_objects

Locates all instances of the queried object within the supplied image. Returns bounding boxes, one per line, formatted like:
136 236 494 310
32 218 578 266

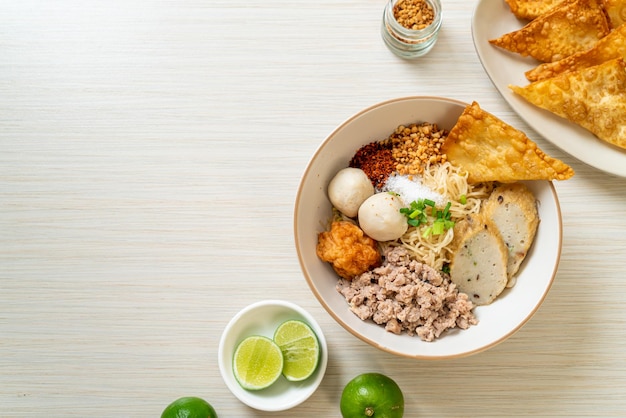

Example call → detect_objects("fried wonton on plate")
525 23 626 81
605 0 626 29
489 0 610 62
504 0 568 20
511 58 626 149
441 102 575 183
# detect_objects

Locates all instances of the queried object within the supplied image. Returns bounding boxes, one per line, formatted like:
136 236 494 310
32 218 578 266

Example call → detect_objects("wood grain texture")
2 0 626 416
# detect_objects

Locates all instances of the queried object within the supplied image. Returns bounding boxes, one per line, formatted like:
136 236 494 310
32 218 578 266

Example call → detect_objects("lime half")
233 335 283 390
273 320 320 382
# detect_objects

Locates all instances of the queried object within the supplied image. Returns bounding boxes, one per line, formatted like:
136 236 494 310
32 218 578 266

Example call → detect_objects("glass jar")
381 0 442 59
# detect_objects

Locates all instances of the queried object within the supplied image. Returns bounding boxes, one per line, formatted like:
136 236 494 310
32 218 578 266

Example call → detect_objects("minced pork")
336 246 477 342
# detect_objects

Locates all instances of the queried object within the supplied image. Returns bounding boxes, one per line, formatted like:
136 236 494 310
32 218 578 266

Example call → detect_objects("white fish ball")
358 193 408 242
328 167 375 218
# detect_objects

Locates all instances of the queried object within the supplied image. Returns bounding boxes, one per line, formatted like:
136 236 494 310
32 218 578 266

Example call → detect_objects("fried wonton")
441 102 574 183
504 0 568 20
489 0 610 62
510 58 626 149
525 23 626 81
605 0 626 29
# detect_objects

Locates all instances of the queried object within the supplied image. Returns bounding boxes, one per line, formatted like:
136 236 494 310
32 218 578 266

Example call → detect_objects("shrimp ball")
358 193 408 242
328 167 375 218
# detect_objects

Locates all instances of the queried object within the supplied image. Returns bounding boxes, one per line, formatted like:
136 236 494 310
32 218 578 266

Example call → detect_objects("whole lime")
340 373 404 418
161 396 217 418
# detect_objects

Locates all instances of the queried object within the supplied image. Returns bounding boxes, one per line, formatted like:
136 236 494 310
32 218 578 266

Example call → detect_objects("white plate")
295 96 563 359
471 0 626 177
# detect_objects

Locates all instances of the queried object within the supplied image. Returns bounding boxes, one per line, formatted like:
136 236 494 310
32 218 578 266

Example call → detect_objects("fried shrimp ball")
327 167 375 218
316 221 381 280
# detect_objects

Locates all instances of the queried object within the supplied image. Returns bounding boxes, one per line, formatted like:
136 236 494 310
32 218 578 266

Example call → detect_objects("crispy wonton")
510 58 626 149
605 0 626 29
490 0 610 62
441 102 574 183
504 0 568 20
525 23 626 81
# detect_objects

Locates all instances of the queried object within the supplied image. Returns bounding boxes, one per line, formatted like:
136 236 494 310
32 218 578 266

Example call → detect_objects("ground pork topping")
336 246 478 342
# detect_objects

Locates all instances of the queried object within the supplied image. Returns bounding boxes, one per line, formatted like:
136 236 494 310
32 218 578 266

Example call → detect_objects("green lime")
160 396 217 418
232 335 284 390
273 319 320 381
340 373 404 418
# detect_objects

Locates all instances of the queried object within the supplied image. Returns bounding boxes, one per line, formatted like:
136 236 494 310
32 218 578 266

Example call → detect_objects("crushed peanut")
382 122 448 176
393 0 435 30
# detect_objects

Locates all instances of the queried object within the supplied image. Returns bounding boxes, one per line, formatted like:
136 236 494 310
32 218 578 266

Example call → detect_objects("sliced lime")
273 320 320 382
232 335 283 390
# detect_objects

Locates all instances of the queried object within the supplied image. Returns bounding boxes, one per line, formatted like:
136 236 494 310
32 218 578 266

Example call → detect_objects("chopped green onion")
400 199 456 235
443 201 451 218
407 219 420 227
408 209 421 219
432 220 444 235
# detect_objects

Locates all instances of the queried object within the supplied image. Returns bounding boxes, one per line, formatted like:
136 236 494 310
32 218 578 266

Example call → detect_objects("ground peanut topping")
383 122 447 176
393 0 435 30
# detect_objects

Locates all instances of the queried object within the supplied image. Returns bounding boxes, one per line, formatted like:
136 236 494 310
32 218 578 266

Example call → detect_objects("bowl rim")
293 95 563 359
217 299 329 410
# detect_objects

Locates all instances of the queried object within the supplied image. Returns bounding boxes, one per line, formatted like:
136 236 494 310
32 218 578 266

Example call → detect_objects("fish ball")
358 193 408 242
328 168 375 218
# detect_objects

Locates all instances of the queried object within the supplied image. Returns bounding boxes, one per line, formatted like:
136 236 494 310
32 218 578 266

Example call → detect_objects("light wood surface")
2 1 626 416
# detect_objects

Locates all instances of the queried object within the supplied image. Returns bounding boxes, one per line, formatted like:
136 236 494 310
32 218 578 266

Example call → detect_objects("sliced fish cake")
483 183 540 287
449 214 509 306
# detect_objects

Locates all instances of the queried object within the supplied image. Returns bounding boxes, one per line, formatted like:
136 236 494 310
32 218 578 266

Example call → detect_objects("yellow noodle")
390 162 493 271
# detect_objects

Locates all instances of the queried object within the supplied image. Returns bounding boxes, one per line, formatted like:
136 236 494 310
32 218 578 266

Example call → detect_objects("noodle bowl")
295 96 561 358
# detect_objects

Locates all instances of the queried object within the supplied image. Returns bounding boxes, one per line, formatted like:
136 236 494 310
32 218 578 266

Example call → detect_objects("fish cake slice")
511 58 626 149
490 0 610 62
526 23 626 82
441 101 575 183
483 183 539 287
449 214 509 306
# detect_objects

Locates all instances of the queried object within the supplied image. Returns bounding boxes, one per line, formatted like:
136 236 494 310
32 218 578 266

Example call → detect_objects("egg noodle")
381 162 494 271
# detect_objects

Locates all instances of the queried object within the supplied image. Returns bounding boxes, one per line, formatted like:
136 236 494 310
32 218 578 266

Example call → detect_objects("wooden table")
2 0 626 416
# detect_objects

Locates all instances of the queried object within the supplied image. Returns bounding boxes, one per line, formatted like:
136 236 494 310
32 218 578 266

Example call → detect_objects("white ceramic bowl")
218 300 328 411
294 96 562 359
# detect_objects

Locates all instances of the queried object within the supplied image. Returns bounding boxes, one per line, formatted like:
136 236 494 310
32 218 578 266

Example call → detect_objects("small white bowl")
218 300 328 411
294 96 562 359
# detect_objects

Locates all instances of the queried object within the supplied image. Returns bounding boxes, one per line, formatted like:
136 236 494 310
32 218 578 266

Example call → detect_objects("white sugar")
383 174 445 207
